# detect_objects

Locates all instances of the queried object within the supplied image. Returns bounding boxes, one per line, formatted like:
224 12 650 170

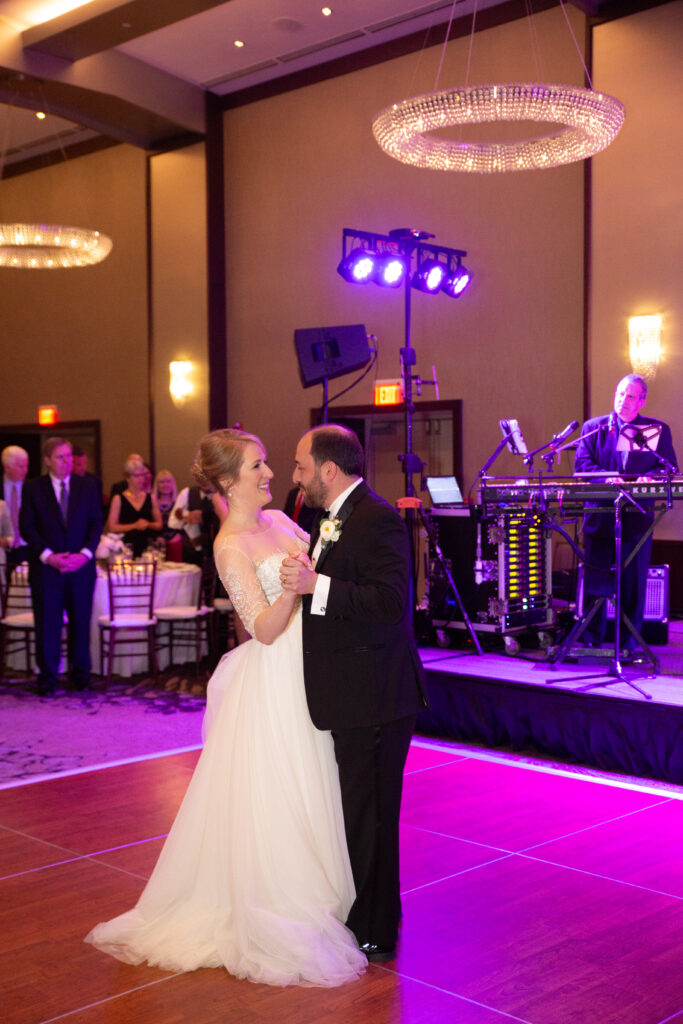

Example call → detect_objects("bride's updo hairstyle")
192 428 263 497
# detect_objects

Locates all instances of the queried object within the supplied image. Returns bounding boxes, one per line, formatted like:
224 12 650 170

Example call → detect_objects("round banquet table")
90 561 201 677
4 561 202 679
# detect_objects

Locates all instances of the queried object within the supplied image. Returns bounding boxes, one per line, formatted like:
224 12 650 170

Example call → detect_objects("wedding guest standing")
106 458 162 558
105 452 145 517
0 498 13 586
153 470 180 542
168 482 228 565
1 445 30 571
20 437 102 695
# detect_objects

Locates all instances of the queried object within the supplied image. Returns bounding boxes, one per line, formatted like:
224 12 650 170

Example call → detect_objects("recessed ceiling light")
36 111 46 120
322 6 333 15
234 39 245 48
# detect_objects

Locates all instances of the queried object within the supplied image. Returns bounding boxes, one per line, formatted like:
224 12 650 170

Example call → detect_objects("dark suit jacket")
574 413 678 539
301 481 426 730
20 473 103 569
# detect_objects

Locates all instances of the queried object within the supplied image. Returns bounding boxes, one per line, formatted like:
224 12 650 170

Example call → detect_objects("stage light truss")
337 228 471 298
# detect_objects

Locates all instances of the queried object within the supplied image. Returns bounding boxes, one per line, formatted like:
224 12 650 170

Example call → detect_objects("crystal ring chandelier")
372 83 625 174
0 223 113 268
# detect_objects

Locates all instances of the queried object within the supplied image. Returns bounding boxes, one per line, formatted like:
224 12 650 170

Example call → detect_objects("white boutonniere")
319 515 342 547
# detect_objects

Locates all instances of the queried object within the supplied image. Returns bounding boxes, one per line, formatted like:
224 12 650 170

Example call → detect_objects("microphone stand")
522 429 579 473
475 433 514 485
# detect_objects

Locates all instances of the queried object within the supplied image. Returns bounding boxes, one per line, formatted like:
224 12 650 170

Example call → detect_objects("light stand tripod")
388 227 483 656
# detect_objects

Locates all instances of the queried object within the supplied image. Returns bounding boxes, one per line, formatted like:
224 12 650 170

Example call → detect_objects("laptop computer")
425 475 465 507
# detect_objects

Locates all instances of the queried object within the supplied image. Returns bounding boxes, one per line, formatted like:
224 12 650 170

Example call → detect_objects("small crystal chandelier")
372 82 625 174
0 222 113 268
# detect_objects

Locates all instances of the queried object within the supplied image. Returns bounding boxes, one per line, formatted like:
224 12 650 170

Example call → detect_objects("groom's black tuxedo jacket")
301 481 426 731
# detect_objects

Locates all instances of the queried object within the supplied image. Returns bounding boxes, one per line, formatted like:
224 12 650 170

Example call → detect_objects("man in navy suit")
281 424 426 963
20 437 103 695
574 374 678 650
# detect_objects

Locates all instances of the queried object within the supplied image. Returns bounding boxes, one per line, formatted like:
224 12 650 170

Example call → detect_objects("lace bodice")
214 509 309 637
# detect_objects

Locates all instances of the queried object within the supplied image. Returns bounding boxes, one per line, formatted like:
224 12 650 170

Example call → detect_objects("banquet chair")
155 557 216 673
0 563 35 675
99 561 157 684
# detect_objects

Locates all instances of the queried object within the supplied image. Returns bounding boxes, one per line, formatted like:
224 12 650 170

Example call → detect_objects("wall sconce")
628 315 662 381
169 361 194 406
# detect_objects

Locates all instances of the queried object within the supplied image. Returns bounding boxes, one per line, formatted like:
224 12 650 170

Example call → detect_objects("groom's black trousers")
332 714 416 949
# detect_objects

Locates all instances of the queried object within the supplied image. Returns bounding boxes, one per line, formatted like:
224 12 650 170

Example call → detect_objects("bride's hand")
280 552 317 595
286 550 312 570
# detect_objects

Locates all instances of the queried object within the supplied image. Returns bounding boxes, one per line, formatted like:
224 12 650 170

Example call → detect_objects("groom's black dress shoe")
359 942 396 963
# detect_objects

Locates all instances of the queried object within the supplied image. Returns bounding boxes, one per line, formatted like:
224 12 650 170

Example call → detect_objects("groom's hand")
280 555 317 595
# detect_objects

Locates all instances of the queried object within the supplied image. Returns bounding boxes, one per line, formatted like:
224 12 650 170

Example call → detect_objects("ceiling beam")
0 63 203 150
22 0 233 62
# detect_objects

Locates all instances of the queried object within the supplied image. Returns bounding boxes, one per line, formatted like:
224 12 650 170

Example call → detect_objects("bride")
85 428 366 987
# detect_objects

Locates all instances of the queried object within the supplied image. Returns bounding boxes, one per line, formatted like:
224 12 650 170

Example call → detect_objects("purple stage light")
375 252 407 287
337 247 377 283
412 258 447 293
442 266 472 298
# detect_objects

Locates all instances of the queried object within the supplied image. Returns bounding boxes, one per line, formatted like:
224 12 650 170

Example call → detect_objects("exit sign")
374 380 404 406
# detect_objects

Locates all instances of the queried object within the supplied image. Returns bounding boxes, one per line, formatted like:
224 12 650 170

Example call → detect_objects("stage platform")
418 622 683 786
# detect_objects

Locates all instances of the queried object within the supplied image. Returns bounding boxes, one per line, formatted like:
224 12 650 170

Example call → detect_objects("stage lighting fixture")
337 247 377 283
374 251 407 288
412 257 447 294
442 264 472 298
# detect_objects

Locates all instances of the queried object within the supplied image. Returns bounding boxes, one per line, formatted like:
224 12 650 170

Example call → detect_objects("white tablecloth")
6 561 201 679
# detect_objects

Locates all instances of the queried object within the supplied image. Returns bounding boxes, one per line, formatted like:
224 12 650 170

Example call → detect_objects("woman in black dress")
107 458 163 557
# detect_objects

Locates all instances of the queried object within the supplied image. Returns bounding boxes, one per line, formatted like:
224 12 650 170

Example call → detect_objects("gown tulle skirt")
85 608 366 987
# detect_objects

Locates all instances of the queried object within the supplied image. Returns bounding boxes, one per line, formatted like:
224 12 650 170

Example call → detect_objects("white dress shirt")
310 478 363 617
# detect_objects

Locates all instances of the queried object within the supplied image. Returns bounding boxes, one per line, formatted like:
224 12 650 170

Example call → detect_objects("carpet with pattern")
0 672 207 788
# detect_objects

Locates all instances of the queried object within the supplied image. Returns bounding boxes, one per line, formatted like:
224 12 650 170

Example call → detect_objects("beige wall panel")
593 2 682 540
150 143 209 492
223 6 587 508
0 144 148 492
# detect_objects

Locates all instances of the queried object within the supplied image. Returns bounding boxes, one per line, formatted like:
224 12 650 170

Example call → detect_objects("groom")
281 424 426 962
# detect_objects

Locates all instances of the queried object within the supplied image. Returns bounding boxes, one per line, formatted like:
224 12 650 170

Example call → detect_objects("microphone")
608 411 618 434
552 420 579 445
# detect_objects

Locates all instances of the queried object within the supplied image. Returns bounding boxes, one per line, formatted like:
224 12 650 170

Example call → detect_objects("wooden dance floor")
3 736 683 1024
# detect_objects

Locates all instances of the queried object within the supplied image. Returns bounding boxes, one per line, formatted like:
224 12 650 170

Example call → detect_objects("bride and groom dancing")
86 424 426 987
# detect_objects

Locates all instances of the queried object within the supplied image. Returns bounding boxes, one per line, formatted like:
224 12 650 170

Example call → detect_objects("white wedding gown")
85 511 365 987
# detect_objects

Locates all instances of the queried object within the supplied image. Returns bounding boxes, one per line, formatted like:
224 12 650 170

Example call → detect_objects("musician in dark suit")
20 437 103 695
281 424 426 962
574 374 678 650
